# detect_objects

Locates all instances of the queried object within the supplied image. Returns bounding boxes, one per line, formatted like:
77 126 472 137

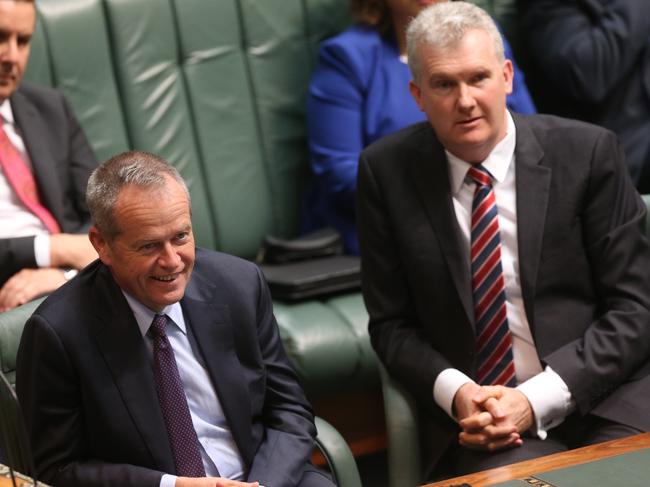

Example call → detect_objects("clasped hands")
453 382 534 452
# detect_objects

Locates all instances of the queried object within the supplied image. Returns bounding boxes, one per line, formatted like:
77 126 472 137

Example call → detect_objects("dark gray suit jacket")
0 82 97 285
357 113 650 470
16 248 316 487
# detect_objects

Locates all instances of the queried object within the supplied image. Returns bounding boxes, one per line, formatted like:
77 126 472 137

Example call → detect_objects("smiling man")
0 0 98 310
357 1 650 481
16 151 333 487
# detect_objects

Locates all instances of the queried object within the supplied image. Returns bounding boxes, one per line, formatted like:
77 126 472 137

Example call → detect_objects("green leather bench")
22 0 375 400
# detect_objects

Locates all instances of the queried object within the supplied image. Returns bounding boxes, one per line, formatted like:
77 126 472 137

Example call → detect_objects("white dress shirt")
432 112 574 438
0 99 51 267
122 293 246 487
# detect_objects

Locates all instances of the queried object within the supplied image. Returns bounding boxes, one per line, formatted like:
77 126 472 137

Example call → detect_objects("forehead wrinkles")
420 40 500 80
112 186 191 238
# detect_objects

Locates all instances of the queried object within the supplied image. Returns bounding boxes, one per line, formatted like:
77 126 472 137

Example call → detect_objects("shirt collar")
122 291 186 338
447 111 516 195
0 99 15 126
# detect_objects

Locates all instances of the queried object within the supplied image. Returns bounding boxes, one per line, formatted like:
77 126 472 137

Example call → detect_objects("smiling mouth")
151 274 178 282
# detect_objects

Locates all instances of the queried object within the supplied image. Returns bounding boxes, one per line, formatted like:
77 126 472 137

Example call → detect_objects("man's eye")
472 73 489 84
140 243 157 251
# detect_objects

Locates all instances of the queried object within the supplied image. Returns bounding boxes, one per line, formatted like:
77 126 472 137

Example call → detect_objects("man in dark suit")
519 0 650 192
16 151 334 487
0 0 98 310
357 1 650 480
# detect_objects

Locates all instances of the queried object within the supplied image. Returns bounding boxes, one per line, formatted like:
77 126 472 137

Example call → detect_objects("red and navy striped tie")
468 165 516 387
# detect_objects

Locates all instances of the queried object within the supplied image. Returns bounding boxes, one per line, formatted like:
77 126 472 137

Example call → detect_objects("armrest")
314 417 362 487
378 363 423 487
0 297 45 386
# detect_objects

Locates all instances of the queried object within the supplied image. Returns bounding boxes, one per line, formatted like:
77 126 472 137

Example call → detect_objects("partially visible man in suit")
519 0 650 192
0 0 98 311
357 1 650 480
16 151 334 487
16 152 333 487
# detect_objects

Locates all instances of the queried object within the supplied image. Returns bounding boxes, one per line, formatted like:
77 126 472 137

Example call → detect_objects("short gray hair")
407 1 504 83
86 151 190 239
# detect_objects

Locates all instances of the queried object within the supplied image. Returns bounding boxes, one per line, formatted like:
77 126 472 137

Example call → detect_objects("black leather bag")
257 228 361 301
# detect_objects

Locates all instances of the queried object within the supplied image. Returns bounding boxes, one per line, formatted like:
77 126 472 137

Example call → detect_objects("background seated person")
17 151 334 487
0 0 98 311
357 1 650 481
519 0 650 192
303 0 536 255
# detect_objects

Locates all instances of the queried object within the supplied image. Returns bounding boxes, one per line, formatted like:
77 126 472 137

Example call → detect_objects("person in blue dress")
304 0 536 254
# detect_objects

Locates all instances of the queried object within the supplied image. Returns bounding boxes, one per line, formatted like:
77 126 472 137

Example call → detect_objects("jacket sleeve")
542 128 650 415
246 267 316 487
0 237 36 286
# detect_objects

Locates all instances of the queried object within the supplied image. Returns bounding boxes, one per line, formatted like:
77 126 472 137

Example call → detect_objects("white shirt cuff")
433 368 474 420
160 474 176 487
34 234 51 267
516 365 575 439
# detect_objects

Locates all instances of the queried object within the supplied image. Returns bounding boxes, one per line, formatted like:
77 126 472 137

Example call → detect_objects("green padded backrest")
0 298 44 386
102 0 217 250
24 0 350 258
24 0 130 163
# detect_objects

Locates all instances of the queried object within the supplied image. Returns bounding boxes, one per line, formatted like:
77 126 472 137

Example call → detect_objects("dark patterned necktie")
468 165 517 387
150 314 206 477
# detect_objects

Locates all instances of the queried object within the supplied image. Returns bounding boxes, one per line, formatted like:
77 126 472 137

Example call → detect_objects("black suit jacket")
357 114 650 470
16 248 316 487
0 82 97 284
519 0 650 189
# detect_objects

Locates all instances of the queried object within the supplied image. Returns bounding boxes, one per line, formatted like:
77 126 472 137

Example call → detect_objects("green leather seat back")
24 0 349 258
24 0 130 163
0 298 44 386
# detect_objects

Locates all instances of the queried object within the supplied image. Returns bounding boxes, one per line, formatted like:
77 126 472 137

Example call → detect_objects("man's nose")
457 84 476 111
0 37 19 64
158 243 181 268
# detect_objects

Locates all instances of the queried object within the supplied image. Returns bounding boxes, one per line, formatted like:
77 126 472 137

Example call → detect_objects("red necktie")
468 165 516 386
0 124 61 234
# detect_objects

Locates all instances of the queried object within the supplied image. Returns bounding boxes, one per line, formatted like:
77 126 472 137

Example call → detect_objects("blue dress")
304 24 536 254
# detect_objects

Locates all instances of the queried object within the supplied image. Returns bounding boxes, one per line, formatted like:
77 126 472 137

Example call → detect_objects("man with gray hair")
358 1 650 479
16 151 334 487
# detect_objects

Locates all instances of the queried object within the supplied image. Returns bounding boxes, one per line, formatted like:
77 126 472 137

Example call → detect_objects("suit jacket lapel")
512 114 551 332
181 272 255 465
409 127 474 326
91 266 175 473
10 89 65 224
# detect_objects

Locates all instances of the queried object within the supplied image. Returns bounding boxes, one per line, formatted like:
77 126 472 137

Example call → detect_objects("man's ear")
88 226 111 266
409 79 424 111
503 59 514 96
